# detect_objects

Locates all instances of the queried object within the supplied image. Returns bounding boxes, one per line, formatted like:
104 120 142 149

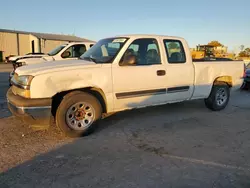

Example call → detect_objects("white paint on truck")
10 34 244 137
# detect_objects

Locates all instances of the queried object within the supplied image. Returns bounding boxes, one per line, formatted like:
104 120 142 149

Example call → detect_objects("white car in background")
17 42 95 65
9 41 95 85
7 53 46 63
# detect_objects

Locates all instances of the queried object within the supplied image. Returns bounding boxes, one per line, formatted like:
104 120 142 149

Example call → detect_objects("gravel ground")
0 64 250 187
0 117 72 172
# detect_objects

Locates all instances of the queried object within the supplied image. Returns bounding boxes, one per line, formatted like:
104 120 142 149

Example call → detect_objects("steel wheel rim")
215 88 227 106
66 102 95 131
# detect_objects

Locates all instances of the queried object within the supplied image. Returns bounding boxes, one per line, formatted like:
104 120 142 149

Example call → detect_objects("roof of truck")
114 34 185 40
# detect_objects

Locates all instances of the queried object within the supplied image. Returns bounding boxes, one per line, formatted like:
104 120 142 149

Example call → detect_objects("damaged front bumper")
6 88 52 126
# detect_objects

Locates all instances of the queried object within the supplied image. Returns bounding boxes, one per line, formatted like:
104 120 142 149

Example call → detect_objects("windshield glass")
48 44 67 56
80 37 128 63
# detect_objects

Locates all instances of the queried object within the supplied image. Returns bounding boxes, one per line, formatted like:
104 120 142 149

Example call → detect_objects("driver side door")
112 38 168 111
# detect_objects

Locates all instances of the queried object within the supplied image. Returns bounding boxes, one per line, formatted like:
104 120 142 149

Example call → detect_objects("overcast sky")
0 0 249 52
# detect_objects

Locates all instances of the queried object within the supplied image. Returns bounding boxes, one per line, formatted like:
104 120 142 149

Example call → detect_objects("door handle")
157 70 166 76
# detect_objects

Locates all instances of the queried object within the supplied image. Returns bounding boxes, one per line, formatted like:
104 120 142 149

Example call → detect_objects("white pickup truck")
9 42 95 85
7 34 244 137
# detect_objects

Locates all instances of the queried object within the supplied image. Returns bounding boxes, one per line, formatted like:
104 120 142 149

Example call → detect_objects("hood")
17 55 53 65
9 54 46 61
15 59 99 76
42 56 54 61
20 56 51 65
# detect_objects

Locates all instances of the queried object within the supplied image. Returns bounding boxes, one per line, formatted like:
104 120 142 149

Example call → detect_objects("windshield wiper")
89 57 97 63
82 56 97 63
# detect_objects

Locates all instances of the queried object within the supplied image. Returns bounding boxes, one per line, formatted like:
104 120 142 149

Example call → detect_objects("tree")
238 48 250 57
239 45 245 51
245 48 250 54
238 51 248 57
208 41 223 47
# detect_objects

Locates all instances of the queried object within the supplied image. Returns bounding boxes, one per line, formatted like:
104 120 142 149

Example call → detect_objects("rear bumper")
7 88 52 125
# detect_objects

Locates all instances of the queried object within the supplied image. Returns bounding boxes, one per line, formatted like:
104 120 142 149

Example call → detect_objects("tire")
204 82 230 111
56 91 102 137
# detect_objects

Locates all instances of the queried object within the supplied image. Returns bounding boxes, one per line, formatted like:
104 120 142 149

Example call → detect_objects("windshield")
80 37 128 63
48 44 67 56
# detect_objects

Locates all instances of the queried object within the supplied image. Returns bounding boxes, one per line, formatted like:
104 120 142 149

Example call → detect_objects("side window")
119 38 161 66
164 40 186 63
62 44 86 58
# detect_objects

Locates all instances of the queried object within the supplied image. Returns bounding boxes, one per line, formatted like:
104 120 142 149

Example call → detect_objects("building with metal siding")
0 28 95 61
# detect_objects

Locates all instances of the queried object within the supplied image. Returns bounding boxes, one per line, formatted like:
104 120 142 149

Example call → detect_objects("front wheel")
56 91 102 137
204 82 230 111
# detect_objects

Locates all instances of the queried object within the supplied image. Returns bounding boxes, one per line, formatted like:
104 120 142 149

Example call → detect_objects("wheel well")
51 87 107 117
214 76 232 87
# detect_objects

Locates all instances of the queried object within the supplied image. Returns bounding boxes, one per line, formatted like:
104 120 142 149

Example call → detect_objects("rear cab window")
163 40 186 64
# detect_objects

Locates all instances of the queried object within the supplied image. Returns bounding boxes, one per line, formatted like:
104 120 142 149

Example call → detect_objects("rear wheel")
205 82 230 111
56 91 102 137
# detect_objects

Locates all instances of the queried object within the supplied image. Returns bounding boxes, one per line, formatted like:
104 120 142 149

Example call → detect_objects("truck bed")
192 61 244 99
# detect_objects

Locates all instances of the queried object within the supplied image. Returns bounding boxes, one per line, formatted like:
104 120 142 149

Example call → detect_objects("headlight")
11 74 34 98
11 74 34 87
17 75 33 86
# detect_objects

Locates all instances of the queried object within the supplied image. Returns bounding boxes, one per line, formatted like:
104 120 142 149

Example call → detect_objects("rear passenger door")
163 39 194 101
112 38 168 111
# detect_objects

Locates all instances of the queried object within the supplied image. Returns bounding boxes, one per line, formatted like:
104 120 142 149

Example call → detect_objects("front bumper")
7 88 52 125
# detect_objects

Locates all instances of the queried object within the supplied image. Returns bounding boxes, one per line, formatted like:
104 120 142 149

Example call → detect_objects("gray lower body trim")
167 86 190 93
8 101 51 125
116 88 166 99
116 86 190 99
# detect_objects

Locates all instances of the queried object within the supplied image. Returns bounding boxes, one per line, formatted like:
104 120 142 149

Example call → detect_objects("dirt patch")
0 117 72 172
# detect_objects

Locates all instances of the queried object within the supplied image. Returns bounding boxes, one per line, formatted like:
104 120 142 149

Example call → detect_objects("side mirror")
120 55 137 66
61 51 71 58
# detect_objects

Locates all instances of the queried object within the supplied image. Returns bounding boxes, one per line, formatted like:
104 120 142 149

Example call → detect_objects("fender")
214 76 232 87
